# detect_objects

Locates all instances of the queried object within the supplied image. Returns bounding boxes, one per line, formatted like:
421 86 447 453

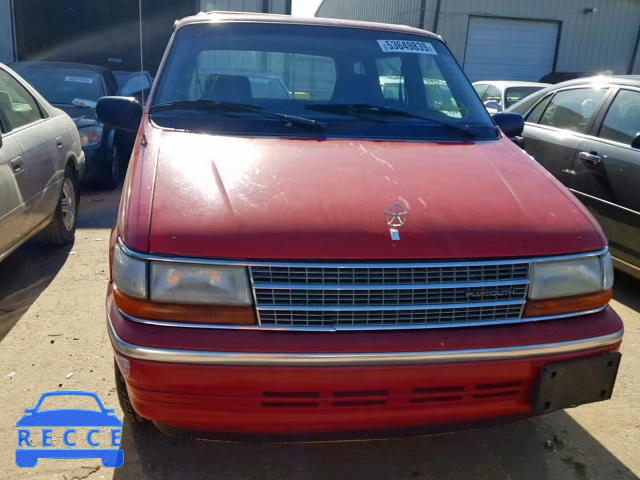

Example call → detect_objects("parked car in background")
539 72 595 84
10 61 130 189
507 76 640 279
0 63 83 262
473 81 549 113
113 71 154 105
99 12 622 439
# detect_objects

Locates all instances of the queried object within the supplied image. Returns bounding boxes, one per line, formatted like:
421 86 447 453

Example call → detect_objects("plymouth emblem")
385 203 409 241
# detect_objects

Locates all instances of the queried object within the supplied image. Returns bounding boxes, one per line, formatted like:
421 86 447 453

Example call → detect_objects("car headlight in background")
524 251 613 318
111 242 255 325
79 125 103 147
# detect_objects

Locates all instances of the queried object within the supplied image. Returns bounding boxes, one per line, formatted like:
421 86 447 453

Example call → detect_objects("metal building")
316 0 640 81
0 0 291 72
0 0 14 63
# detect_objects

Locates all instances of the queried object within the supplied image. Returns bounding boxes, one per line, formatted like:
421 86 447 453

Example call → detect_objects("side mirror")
492 112 525 138
484 100 503 112
96 96 143 133
631 133 640 150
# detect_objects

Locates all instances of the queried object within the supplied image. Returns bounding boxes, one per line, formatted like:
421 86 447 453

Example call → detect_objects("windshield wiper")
150 100 327 131
306 103 479 138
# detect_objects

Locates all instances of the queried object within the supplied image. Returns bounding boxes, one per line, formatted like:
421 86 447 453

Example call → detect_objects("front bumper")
107 289 623 437
80 143 107 181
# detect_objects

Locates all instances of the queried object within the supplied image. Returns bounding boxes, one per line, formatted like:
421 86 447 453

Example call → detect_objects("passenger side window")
526 95 553 124
483 85 502 106
538 88 607 133
598 89 640 146
0 70 44 130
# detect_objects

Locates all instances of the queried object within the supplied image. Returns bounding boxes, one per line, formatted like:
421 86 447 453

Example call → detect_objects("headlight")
524 251 613 317
529 252 613 299
112 243 147 299
79 125 103 147
150 262 252 305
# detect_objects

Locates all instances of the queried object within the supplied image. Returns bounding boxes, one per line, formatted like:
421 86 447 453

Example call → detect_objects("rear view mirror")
631 133 640 150
484 101 503 112
492 112 525 138
96 96 143 133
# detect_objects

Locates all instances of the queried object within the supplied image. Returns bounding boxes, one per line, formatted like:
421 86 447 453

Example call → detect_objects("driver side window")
0 70 44 131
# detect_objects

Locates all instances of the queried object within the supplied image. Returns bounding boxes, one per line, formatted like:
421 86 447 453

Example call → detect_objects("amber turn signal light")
113 288 257 325
523 289 612 318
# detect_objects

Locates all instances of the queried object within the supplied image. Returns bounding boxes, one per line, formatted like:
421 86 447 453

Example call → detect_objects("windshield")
12 68 104 105
151 23 497 140
505 86 544 108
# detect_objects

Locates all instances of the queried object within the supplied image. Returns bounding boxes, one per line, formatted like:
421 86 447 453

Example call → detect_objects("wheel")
114 360 149 424
38 166 78 246
98 145 121 190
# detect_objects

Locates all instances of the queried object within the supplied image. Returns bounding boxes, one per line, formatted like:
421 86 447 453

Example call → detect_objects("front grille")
251 263 529 286
255 285 527 307
258 304 524 328
250 260 531 330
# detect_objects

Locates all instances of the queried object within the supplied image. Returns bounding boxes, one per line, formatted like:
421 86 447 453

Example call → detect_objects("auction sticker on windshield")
65 76 93 83
377 40 437 55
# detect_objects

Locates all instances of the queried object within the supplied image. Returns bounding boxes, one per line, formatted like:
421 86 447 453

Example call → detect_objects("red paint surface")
111 116 620 435
119 342 619 435
120 117 605 259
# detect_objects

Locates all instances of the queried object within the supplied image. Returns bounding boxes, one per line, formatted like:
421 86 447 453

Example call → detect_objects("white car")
473 81 550 113
0 63 84 262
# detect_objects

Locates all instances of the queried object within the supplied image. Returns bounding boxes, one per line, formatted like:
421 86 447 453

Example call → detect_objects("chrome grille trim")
120 305 608 331
257 300 525 312
250 264 530 286
255 284 528 307
249 262 530 328
258 304 525 328
252 280 530 290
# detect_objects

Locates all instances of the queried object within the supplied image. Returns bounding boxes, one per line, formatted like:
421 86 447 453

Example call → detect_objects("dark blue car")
16 391 123 468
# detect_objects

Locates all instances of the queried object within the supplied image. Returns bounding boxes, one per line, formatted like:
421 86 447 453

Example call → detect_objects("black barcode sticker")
377 40 437 55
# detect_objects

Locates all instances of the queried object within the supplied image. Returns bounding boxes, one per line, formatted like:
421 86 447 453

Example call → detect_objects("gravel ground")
0 185 638 480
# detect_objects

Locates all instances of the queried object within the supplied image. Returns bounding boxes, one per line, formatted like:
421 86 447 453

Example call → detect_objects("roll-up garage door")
464 17 559 82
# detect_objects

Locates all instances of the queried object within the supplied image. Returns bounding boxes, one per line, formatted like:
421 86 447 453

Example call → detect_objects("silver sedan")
0 63 84 262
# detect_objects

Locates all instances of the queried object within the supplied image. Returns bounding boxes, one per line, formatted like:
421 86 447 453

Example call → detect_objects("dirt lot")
0 185 638 480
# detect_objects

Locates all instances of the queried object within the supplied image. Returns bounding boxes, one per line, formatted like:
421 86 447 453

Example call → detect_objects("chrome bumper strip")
107 311 623 367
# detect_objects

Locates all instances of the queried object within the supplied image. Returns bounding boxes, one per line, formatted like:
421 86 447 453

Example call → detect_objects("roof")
10 61 112 74
534 75 640 95
175 11 441 40
473 81 550 89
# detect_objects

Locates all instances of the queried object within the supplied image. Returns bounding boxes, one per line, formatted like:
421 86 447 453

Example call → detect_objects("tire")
114 360 149 425
98 145 121 190
38 166 78 246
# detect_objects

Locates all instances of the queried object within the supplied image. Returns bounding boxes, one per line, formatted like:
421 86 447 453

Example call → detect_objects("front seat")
205 75 253 104
0 91 17 129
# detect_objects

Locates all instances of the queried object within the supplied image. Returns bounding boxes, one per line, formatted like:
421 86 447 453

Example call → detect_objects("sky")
292 0 324 17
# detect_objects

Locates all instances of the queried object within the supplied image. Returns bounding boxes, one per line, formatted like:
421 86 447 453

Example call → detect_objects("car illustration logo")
15 391 123 468
385 203 409 241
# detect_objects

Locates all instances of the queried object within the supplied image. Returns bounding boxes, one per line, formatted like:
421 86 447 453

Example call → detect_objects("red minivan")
98 12 623 439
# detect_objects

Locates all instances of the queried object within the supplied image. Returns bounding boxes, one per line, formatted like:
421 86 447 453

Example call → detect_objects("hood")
53 104 98 127
144 132 605 260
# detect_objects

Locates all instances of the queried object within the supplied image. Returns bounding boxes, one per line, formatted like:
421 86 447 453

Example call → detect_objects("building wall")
199 0 290 14
317 0 640 76
0 0 14 63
